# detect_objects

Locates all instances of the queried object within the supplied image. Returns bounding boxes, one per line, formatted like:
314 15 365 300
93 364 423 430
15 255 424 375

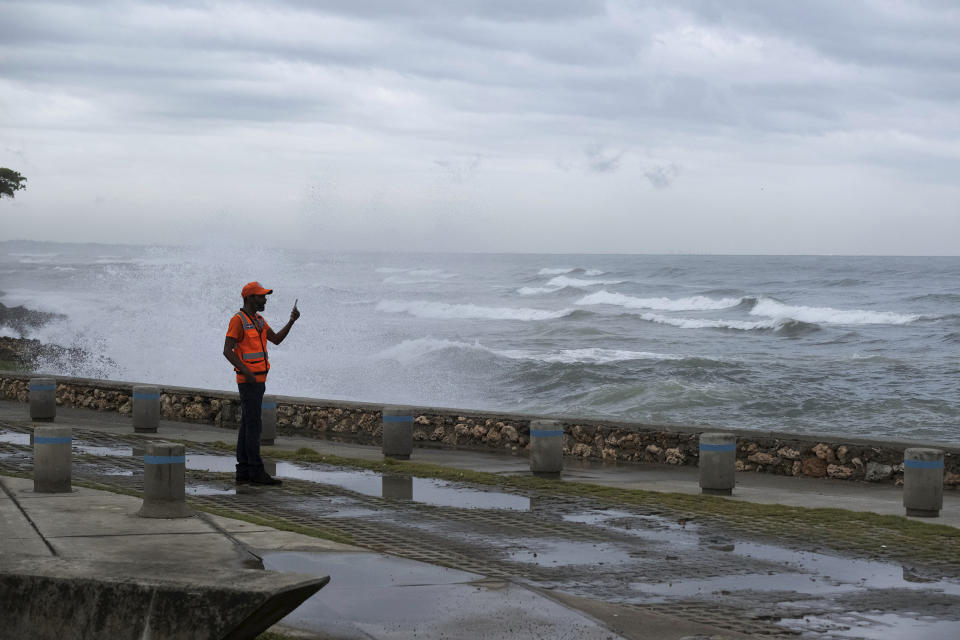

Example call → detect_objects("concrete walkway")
3 400 955 528
2 400 960 640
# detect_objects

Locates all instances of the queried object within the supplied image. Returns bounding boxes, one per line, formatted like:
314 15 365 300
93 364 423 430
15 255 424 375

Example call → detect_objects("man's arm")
267 302 300 345
223 337 256 383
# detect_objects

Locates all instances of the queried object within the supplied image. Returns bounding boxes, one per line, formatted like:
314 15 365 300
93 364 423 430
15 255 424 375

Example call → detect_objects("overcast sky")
2 0 959 254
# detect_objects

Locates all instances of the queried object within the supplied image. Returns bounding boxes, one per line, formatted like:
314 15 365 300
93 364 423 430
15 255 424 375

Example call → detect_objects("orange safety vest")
234 310 270 383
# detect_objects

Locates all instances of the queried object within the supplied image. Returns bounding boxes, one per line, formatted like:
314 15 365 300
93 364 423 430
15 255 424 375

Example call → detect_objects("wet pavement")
2 403 960 639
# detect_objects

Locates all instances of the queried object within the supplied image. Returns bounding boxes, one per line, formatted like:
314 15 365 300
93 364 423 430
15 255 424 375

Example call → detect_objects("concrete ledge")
0 556 328 640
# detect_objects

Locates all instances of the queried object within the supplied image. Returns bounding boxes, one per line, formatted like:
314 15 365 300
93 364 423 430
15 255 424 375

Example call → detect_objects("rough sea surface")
2 240 958 444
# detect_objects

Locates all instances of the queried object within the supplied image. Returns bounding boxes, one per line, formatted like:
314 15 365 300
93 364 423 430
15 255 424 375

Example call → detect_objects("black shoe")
235 476 251 485
250 473 282 486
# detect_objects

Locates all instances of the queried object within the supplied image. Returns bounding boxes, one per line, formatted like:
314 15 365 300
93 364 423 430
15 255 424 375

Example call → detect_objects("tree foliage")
0 168 27 199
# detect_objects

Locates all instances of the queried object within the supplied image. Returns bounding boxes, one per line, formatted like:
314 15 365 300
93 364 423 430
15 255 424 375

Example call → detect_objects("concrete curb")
0 556 329 640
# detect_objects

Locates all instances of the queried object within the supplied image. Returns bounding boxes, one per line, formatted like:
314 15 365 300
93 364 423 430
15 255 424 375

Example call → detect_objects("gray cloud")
583 144 626 173
1 0 958 253
644 164 680 189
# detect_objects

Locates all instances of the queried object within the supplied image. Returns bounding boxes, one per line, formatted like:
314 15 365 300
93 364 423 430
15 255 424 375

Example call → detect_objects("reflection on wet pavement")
184 454 530 510
0 430 30 446
506 540 635 567
261 551 625 640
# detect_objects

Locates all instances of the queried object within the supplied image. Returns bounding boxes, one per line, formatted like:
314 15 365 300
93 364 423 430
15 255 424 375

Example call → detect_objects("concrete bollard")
33 426 72 493
132 385 161 433
29 377 57 422
903 448 944 517
382 406 413 460
382 475 414 500
261 396 277 446
699 432 737 496
138 442 193 519
529 419 563 476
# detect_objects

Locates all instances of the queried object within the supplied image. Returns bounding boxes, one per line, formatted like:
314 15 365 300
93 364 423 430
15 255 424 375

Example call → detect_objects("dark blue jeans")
236 382 266 478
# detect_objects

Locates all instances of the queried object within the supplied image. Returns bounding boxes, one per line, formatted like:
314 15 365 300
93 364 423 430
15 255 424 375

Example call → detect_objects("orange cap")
241 281 273 298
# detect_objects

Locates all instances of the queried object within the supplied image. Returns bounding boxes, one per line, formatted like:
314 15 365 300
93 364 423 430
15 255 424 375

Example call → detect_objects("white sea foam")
378 337 491 362
518 275 623 295
376 300 573 321
576 290 742 311
379 267 456 284
379 338 681 364
497 347 682 364
549 275 622 288
0 326 19 339
538 267 607 277
749 298 919 325
517 286 558 295
637 313 780 331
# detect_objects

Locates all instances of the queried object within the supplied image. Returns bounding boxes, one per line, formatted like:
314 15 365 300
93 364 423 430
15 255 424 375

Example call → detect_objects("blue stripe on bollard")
530 429 563 437
34 436 71 445
133 393 161 400
262 401 277 409
700 443 736 452
144 455 186 464
30 384 56 391
383 415 413 422
904 459 944 470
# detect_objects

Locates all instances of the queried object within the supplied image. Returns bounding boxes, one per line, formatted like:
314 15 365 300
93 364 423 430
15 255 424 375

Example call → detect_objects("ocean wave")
636 312 819 335
377 337 492 362
379 267 456 284
376 300 573 321
749 298 919 325
576 290 743 311
518 275 623 295
517 286 575 295
910 293 960 304
537 267 607 276
497 347 683 364
378 337 682 365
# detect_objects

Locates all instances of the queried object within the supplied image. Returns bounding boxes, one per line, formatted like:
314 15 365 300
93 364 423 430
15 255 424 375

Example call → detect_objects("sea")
2 240 959 445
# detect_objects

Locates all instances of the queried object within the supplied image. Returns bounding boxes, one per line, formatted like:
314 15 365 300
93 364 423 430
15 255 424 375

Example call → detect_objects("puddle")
732 542 960 596
187 484 236 496
624 540 960 603
779 612 960 639
186 454 236 472
184 454 529 510
273 463 530 511
0 430 30 446
563 509 701 547
74 444 134 457
630 573 862 601
261 551 622 640
505 539 634 567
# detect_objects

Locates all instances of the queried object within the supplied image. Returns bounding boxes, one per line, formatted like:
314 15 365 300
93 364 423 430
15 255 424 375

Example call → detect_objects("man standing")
223 281 300 485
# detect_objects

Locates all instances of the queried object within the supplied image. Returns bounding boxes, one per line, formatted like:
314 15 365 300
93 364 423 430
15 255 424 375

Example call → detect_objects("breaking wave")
748 299 919 325
376 300 574 321
636 312 819 335
378 337 683 364
518 275 624 295
576 291 743 311
538 267 607 276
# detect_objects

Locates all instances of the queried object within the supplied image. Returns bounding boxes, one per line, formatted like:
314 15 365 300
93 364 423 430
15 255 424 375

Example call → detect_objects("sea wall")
1 372 958 487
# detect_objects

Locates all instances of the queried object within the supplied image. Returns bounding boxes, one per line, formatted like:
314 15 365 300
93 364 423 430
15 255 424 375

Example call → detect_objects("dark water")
2 241 959 443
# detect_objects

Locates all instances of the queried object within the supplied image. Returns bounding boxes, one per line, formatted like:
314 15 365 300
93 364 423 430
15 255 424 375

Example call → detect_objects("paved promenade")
2 400 960 639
